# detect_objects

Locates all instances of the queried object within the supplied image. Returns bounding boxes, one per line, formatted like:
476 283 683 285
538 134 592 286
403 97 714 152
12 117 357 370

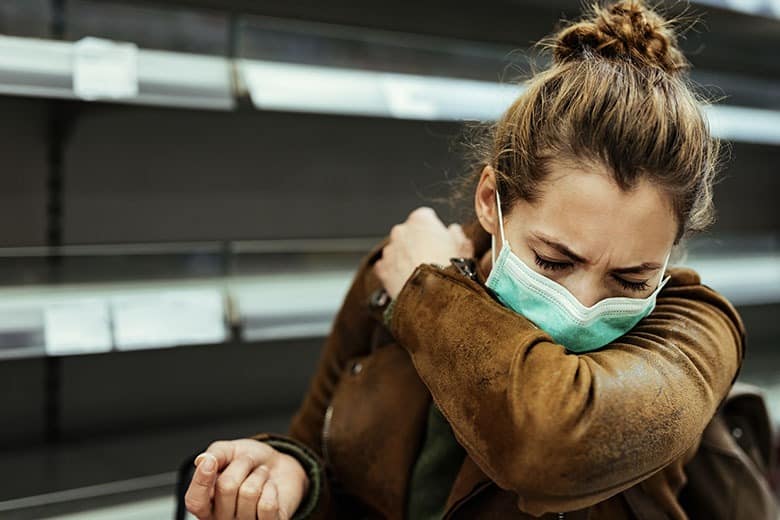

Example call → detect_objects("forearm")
390 263 744 514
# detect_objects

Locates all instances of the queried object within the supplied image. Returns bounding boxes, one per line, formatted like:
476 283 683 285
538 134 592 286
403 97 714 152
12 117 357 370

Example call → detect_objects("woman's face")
475 164 677 307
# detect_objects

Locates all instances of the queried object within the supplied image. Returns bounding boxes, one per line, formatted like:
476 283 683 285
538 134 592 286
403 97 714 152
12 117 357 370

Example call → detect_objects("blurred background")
0 0 777 518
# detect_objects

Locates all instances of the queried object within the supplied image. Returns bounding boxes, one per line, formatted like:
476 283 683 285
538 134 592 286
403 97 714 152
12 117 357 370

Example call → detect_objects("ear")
474 165 499 237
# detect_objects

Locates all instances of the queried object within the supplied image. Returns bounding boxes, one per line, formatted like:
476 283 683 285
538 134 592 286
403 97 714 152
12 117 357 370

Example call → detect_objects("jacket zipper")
442 481 491 519
444 481 566 520
321 404 334 465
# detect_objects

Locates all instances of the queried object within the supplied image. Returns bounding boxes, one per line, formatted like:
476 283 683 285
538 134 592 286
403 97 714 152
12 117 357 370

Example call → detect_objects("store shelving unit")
0 0 777 517
0 240 776 361
1 32 779 138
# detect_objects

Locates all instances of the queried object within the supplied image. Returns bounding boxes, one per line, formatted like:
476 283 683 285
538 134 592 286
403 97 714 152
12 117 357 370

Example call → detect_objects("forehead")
513 165 677 262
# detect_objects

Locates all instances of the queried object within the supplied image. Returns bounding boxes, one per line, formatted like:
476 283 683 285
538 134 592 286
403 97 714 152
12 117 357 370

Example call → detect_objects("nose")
566 277 604 308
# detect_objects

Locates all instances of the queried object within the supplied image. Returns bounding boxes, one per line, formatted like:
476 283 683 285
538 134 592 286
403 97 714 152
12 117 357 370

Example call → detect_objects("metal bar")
0 473 176 512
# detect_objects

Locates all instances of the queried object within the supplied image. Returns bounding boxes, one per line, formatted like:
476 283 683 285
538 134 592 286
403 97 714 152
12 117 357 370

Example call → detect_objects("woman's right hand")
184 438 309 520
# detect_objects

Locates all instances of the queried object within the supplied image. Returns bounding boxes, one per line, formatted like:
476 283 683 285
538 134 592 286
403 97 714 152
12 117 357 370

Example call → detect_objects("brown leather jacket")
253 221 756 519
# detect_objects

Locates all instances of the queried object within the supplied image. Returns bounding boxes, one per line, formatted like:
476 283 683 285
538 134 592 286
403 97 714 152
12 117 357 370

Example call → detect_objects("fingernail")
202 455 215 472
194 454 203 466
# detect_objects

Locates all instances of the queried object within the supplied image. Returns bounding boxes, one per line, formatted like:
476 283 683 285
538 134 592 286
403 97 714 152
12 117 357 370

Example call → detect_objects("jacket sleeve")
389 263 746 516
248 238 389 519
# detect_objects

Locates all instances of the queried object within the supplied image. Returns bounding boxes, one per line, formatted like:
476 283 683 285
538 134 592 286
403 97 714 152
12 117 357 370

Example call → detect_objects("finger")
273 472 306 520
184 454 218 520
202 440 235 472
389 223 403 241
236 465 270 520
408 206 438 222
214 456 257 519
257 480 280 520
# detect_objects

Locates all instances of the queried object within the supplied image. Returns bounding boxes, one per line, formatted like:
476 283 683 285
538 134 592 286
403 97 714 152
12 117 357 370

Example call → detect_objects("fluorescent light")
0 35 776 142
239 60 387 117
693 0 780 19
231 270 352 342
704 104 780 146
683 254 780 306
0 35 72 98
380 73 522 121
136 48 234 110
0 35 234 110
239 59 522 121
241 59 780 144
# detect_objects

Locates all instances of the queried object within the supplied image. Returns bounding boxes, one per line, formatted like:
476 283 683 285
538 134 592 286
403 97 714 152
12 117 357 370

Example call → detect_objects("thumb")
184 454 218 519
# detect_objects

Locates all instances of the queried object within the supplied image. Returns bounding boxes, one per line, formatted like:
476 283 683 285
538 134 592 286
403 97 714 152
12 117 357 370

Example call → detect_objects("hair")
456 0 727 244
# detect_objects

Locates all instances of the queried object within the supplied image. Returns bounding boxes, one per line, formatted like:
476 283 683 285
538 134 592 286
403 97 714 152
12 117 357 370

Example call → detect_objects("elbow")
494 410 665 509
500 438 595 498
495 438 647 515
499 413 693 512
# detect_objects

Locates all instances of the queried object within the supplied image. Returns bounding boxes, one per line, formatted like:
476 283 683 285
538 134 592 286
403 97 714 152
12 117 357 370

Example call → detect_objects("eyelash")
533 253 650 292
612 277 650 292
533 253 571 271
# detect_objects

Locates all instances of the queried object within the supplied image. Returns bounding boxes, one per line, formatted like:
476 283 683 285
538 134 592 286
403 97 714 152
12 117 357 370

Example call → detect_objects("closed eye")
533 253 572 271
534 248 653 292
612 276 650 292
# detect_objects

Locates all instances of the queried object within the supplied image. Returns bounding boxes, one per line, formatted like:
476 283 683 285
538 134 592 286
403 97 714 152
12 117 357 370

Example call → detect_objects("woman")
185 1 765 518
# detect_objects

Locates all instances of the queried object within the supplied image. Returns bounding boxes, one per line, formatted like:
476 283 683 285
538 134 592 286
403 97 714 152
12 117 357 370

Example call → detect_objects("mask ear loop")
657 250 672 290
491 188 507 267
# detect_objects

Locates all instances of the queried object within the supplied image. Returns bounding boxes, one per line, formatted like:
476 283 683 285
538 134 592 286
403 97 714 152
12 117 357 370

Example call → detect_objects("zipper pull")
450 257 478 281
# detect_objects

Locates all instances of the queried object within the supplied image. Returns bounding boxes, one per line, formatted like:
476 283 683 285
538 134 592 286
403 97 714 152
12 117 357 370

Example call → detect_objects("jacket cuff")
250 433 325 520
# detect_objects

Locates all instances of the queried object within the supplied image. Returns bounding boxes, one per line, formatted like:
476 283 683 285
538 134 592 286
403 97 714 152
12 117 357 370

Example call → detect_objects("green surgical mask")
485 190 670 353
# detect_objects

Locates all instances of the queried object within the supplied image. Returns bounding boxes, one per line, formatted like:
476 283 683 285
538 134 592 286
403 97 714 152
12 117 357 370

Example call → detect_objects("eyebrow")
611 263 663 275
532 233 662 274
534 234 589 264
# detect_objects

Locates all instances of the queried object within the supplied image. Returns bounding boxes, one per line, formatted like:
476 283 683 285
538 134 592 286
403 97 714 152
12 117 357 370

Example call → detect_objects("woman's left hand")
374 207 474 299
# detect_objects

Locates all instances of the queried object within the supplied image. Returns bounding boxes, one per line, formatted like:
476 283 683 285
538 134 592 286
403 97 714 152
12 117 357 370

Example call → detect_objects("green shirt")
405 401 467 520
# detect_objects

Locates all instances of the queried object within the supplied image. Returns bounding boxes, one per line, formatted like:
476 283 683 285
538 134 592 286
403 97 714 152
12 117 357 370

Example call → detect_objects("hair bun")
551 0 689 74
